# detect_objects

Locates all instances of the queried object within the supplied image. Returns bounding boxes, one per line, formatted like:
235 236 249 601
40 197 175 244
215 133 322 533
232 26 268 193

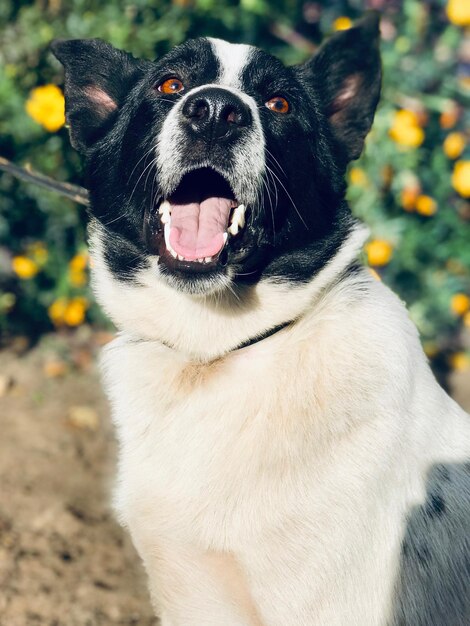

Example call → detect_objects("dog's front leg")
136 538 265 626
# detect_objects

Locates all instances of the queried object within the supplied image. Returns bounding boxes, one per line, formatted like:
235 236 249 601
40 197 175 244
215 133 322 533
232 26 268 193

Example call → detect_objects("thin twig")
0 156 89 206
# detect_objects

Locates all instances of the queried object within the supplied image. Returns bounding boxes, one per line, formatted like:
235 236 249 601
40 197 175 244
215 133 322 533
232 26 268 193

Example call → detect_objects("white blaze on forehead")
208 38 253 89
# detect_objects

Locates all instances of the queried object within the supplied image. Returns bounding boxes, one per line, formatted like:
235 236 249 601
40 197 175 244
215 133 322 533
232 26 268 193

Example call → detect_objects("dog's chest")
103 335 325 546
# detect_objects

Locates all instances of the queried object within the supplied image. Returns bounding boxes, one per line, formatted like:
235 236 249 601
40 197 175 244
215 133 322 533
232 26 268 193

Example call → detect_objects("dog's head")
52 15 381 356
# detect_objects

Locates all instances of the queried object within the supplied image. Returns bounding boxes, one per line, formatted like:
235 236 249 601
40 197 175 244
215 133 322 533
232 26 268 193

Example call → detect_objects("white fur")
93 222 470 625
208 38 253 88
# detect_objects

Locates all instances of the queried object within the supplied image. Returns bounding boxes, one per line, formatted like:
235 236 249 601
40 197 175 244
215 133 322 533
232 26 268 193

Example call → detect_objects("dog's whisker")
265 163 308 230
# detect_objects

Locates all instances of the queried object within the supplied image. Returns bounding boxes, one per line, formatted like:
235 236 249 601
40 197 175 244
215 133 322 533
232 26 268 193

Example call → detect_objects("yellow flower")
400 185 420 211
447 0 470 26
11 255 39 279
68 252 89 287
415 195 437 216
63 297 88 327
450 293 470 316
451 161 470 197
449 352 470 372
349 167 368 187
25 84 65 132
333 16 353 31
389 110 425 148
443 132 466 159
48 297 68 325
365 240 393 267
69 252 88 272
69 269 87 287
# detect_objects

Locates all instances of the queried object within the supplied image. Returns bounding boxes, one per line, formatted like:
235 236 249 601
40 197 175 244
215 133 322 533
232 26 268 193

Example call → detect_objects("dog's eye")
265 96 289 114
158 77 185 94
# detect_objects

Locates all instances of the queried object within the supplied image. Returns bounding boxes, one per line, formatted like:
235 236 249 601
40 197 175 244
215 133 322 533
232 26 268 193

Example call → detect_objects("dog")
52 13 470 625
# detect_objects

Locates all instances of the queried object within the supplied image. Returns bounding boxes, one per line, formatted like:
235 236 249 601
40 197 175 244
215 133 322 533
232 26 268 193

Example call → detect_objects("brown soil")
0 331 157 626
0 330 469 626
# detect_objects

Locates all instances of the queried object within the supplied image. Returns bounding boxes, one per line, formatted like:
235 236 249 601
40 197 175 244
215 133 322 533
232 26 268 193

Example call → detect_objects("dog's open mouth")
146 168 248 272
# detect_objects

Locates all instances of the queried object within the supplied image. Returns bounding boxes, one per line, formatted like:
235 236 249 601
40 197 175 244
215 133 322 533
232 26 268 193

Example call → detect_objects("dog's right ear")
51 39 148 154
299 12 382 165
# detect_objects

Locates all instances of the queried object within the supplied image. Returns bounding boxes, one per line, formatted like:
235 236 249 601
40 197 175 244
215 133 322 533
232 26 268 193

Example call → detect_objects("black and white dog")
52 14 470 625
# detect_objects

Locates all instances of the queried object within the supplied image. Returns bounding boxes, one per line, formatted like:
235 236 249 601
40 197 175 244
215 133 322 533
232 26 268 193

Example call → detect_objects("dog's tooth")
177 254 184 261
159 200 171 215
204 256 212 263
223 232 228 243
164 222 171 248
228 204 246 236
236 204 246 228
228 222 239 236
164 222 179 259
233 204 245 228
160 213 169 224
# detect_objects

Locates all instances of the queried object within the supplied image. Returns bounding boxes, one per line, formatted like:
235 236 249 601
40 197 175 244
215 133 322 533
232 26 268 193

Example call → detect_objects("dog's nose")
181 87 252 141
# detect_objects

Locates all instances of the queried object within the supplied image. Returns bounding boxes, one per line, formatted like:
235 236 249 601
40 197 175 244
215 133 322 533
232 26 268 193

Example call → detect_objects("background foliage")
0 0 469 376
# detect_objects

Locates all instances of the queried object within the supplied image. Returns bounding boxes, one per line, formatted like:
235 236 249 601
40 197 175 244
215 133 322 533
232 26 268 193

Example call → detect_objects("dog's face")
52 15 381 300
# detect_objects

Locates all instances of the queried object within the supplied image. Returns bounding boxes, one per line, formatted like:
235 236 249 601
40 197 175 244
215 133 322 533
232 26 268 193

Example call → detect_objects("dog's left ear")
300 12 382 164
51 38 148 153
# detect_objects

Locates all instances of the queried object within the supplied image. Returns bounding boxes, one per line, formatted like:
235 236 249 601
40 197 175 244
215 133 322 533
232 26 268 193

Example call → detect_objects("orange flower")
48 297 68 325
451 161 470 197
415 195 437 216
443 132 466 159
450 293 470 316
48 296 88 326
440 105 459 129
63 297 88 326
400 185 420 211
333 16 353 31
389 110 424 148
365 240 393 267
25 84 65 132
12 256 39 279
69 252 88 272
68 252 89 287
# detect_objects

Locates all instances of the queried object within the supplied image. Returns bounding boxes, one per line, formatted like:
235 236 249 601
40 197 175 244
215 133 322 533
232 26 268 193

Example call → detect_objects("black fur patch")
390 462 470 626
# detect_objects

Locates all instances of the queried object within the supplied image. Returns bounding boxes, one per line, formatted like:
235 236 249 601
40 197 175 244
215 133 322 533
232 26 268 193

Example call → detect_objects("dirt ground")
0 330 157 626
0 329 469 626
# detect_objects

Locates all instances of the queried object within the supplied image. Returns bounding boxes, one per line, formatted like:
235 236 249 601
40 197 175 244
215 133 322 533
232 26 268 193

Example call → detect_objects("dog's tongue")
169 197 231 260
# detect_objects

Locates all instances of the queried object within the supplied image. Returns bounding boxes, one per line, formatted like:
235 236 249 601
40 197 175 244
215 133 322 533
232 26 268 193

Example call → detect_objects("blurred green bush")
0 0 469 374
